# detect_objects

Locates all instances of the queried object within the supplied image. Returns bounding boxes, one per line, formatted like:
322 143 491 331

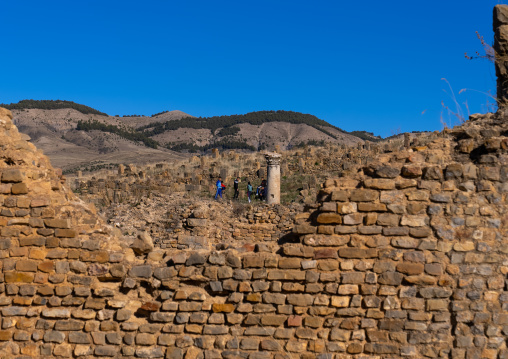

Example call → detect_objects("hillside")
10 107 190 172
6 100 374 172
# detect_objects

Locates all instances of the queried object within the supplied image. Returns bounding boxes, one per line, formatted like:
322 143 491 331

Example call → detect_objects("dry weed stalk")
465 31 495 62
440 78 469 128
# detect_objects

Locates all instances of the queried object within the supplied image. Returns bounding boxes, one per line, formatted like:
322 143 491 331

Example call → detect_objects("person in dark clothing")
256 179 266 201
233 177 240 199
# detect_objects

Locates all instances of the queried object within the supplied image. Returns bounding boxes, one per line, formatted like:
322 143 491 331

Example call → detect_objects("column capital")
265 152 282 166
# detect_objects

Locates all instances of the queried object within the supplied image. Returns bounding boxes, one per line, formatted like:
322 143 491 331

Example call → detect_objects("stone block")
364 178 396 190
278 257 302 269
129 265 153 278
5 272 34 283
364 343 399 354
293 224 316 234
44 218 71 229
43 330 65 343
396 263 424 275
350 189 379 202
212 304 235 313
95 346 118 357
339 248 377 259
378 272 403 286
11 183 28 194
377 213 400 226
316 213 342 224
2 169 25 183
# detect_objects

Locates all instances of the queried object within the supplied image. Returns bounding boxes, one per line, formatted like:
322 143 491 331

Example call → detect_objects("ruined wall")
1 102 508 359
494 4 508 106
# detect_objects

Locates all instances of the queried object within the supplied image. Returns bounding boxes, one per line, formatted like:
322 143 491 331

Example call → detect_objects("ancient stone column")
404 133 411 149
265 153 281 204
494 5 508 106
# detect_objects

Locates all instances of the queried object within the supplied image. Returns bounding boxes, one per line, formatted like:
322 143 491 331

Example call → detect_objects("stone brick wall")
1 104 508 359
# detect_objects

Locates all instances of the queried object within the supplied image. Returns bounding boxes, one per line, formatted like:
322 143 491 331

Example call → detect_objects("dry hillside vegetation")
8 102 372 173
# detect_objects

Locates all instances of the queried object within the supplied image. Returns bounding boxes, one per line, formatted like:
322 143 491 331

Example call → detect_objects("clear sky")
0 0 503 137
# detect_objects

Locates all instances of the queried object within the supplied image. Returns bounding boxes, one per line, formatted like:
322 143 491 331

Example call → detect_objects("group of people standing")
215 177 265 203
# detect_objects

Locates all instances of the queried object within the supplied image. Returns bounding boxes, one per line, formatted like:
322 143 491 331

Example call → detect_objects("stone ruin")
495 4 508 107
0 7 506 358
2 95 508 359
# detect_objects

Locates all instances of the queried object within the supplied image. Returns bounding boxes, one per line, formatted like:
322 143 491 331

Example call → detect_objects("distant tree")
0 99 107 116
139 110 345 140
76 119 159 149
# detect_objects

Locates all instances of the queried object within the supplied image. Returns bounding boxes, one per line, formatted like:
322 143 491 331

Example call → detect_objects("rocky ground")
101 191 304 253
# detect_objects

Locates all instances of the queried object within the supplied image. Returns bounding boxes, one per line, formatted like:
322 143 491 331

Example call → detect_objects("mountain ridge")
5 99 378 173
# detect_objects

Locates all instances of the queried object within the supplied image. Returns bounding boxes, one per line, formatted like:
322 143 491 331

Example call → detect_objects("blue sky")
0 0 503 137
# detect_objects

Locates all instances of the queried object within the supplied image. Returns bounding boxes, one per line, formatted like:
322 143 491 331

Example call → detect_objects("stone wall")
494 4 508 106
1 104 508 359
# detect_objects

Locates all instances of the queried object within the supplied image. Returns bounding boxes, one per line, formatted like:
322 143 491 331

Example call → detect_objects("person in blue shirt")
247 182 253 203
215 177 223 200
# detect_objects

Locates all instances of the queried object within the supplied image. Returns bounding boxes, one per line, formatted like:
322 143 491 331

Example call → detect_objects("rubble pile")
103 193 301 251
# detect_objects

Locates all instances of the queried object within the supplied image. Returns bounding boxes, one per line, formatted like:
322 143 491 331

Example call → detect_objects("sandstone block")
293 224 316 234
212 304 235 313
278 257 301 268
136 333 157 346
11 182 28 194
391 237 420 248
15 260 38 272
400 215 427 227
43 330 65 343
44 218 71 229
396 263 424 275
314 248 338 259
331 190 349 201
95 346 118 357
331 296 350 307
364 178 396 190
378 272 403 286
427 299 448 311
343 213 364 225
341 272 365 284
260 339 280 351
339 248 377 258
330 328 351 341
316 213 342 224
287 315 303 327
377 213 400 226
2 169 25 183
129 265 153 278
261 315 287 326
350 189 378 202
338 284 359 295
5 272 34 283
338 202 358 214
364 343 399 354
268 270 306 281
203 325 229 335
317 259 339 271
68 332 91 344
401 165 422 178
320 201 337 212
358 203 387 212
